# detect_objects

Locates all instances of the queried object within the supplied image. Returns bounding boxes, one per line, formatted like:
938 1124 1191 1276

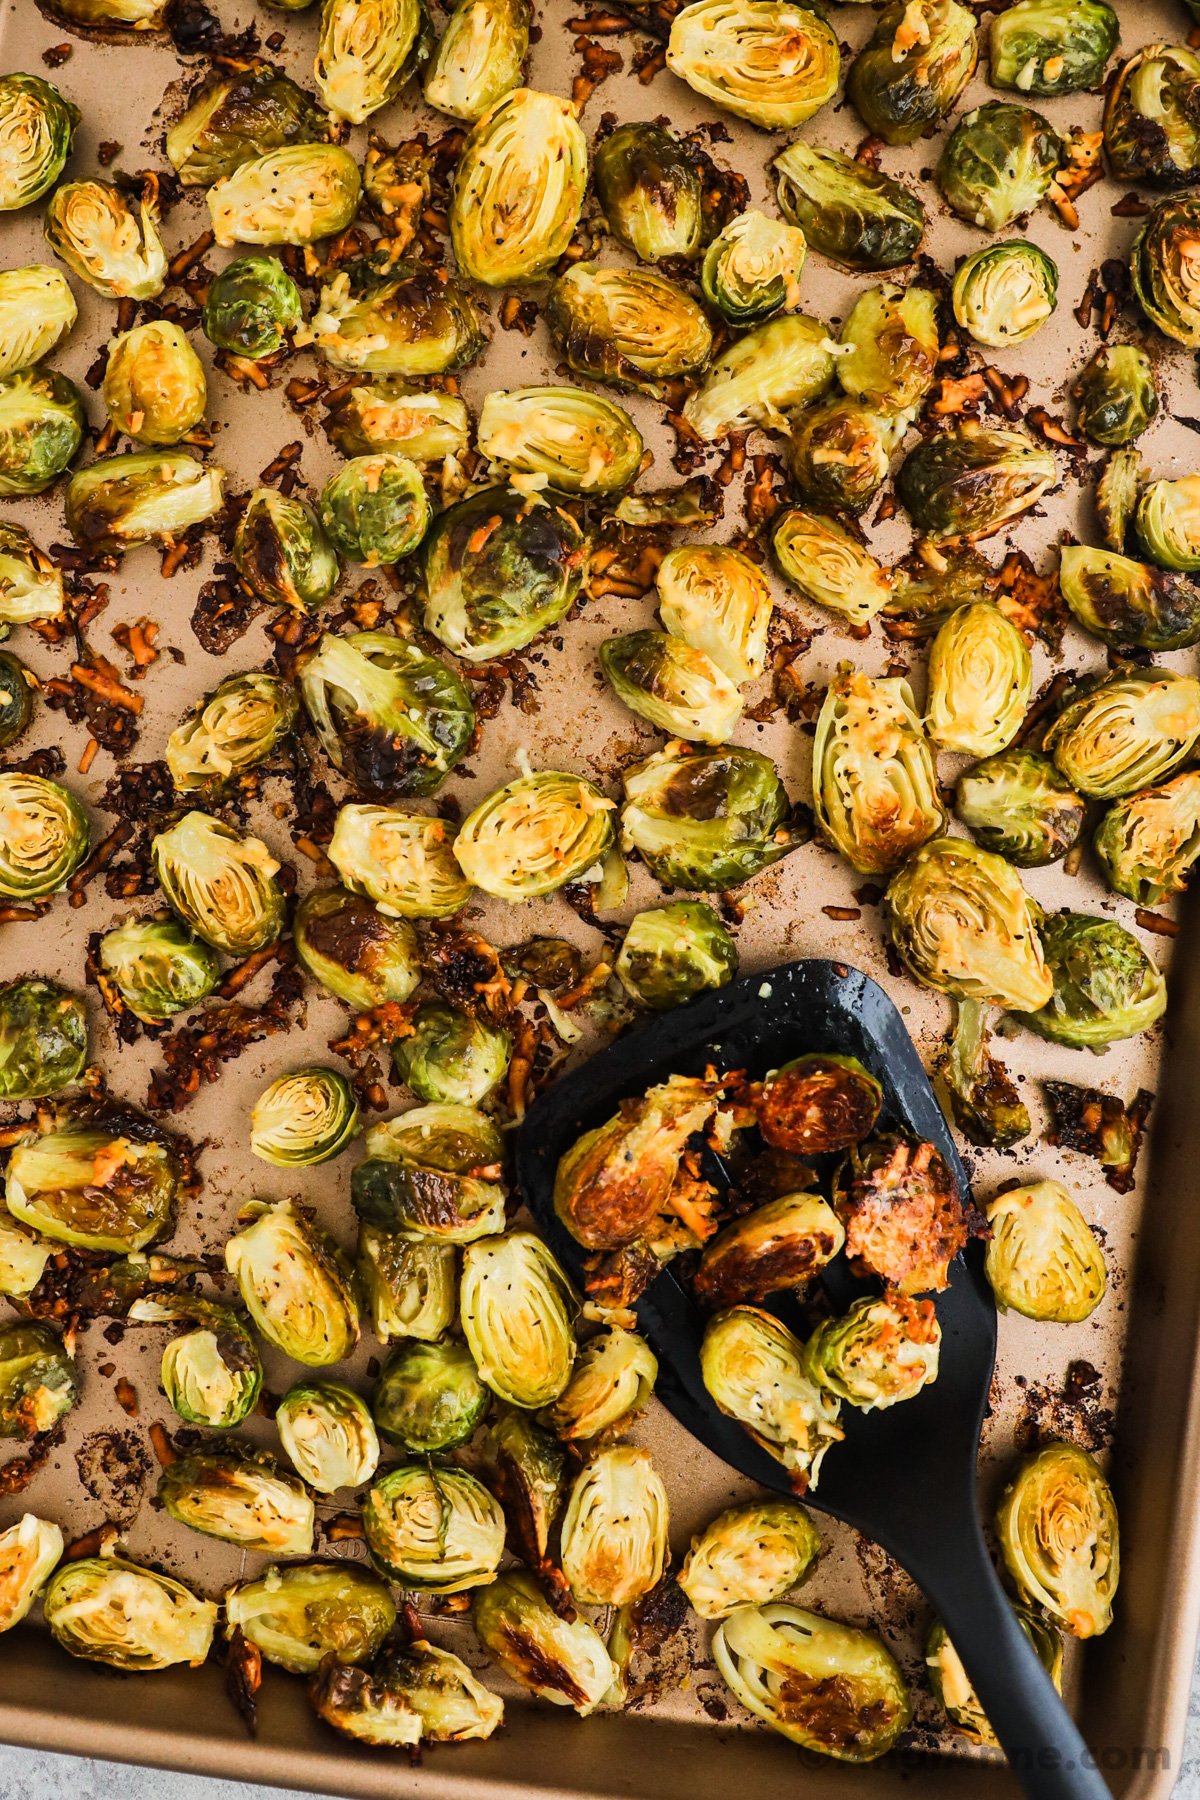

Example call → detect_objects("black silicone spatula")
516 957 1112 1800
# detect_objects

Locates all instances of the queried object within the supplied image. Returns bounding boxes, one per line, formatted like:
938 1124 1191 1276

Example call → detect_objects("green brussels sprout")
925 601 1032 756
293 885 422 1009
0 978 85 1099
250 1067 360 1167
616 901 738 1011
477 386 642 496
201 254 305 360
127 1294 262 1428
461 1229 579 1407
0 772 87 899
42 0 167 25
701 1306 843 1487
952 242 1058 348
882 539 1000 636
325 382 472 462
666 0 840 129
1131 195 1200 346
546 263 713 397
757 1055 883 1158
1074 346 1159 448
353 1104 506 1241
102 320 206 448
955 751 1085 868
232 488 339 614
656 544 772 686
424 0 529 120
65 452 224 557
0 1515 64 1634
0 367 84 498
97 918 219 1023
225 1198 360 1366
393 1001 512 1106
1044 667 1200 797
276 1382 380 1493
937 102 1062 231
940 996 1033 1146
6 1103 181 1254
601 630 743 745
304 260 485 378
0 1212 52 1300
298 630 473 799
159 1446 315 1555
1095 769 1200 905
0 650 32 751
1137 475 1200 571
166 65 326 188
620 738 802 891
989 0 1117 95
701 210 807 327
422 485 588 662
320 454 430 568
0 75 78 212
1059 544 1200 651
44 1557 216 1671
927 1606 1062 1746
167 671 299 795
543 1325 657 1442
208 143 362 247
45 178 165 300
804 1295 941 1411
478 1403 566 1565
593 122 704 264
682 312 835 444
995 1442 1118 1637
984 1179 1105 1322
151 811 284 957
848 0 978 146
227 1562 394 1673
357 1222 457 1342
1105 46 1200 188
560 1445 668 1607
837 284 938 416
812 667 944 876
679 1500 819 1620
450 88 587 286
1013 909 1167 1048
774 140 925 273
785 399 894 516
329 803 472 919
0 265 77 378
310 1637 504 1744
316 0 433 122
694 1193 846 1309
454 770 615 902
0 1320 77 1438
896 423 1056 543
364 1464 505 1591
0 523 65 633
373 1338 489 1452
886 836 1054 1011
1099 448 1145 552
472 1569 615 1713
771 507 892 627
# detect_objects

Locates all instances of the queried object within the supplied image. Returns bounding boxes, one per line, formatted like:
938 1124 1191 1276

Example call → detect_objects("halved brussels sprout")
0 649 32 752
985 1179 1105 1322
45 178 165 301
474 1568 615 1712
363 1464 505 1591
129 1295 262 1429
227 1562 394 1674
393 1002 511 1106
774 141 924 273
667 0 839 129
812 668 943 876
615 901 738 1011
166 65 327 188
1105 46 1200 188
656 544 772 686
1013 910 1167 1048
450 88 587 286
326 382 472 462
0 265 76 378
0 1514 63 1633
682 312 835 444
680 1501 820 1623
422 485 588 663
0 1213 51 1300
461 1229 579 1407
543 1326 657 1442
995 1442 1118 1637
250 1067 360 1168
927 1605 1062 1746
1131 195 1200 346
0 367 84 498
233 489 338 614
1044 668 1200 797
478 1403 566 1567
621 739 802 891
560 1446 668 1606
44 1557 216 1671
701 211 807 328
373 1338 488 1452
98 918 219 1023
897 424 1056 543
453 770 615 902
937 102 1062 231
883 539 1001 637
952 243 1058 348
225 1198 360 1366
701 1306 843 1487
837 285 938 417
594 122 703 264
926 602 1032 756
329 803 471 919
357 1223 456 1342
316 0 432 122
771 507 892 626
294 887 421 1010
805 1295 941 1411
1136 475 1200 572
167 671 298 794
1098 446 1144 554
0 1320 77 1438
0 75 78 213
0 978 86 1099
424 0 529 121
320 456 430 569
6 1104 180 1254
304 261 486 379
312 1637 504 1744
849 0 978 145
152 811 284 957
1074 346 1157 448
0 523 65 632
886 836 1053 1011
352 1104 506 1242
1095 769 1200 905
1060 544 1200 651
477 387 642 496
756 1053 883 1157
299 630 472 801
65 451 224 555
601 631 743 745
694 1193 844 1309
0 773 87 899
208 143 362 247
785 400 893 517
546 262 713 397
940 997 1031 1149
989 0 1117 95
276 1383 379 1494
201 254 305 359
159 1446 315 1555
103 320 206 448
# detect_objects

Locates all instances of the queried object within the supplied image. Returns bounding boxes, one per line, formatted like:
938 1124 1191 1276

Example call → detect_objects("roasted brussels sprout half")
45 177 166 302
882 539 1000 636
836 1136 968 1293
926 602 1032 756
849 0 977 146
320 455 430 569
0 1514 64 1634
989 0 1117 95
615 902 738 1011
65 451 224 555
785 400 893 517
225 1198 360 1366
937 102 1062 231
543 1326 657 1442
0 978 86 1099
1099 449 1145 555
667 0 839 129
952 242 1057 348
477 386 642 495
450 88 586 286
1013 910 1167 1048
897 424 1056 543
601 631 743 745
620 739 802 891
1131 195 1200 346
357 1223 456 1343
0 650 32 753
422 485 588 662
325 381 472 462
1044 668 1200 797
756 1053 883 1158
424 0 529 120
679 1501 819 1621
771 507 891 627
275 1382 379 1495
167 671 299 794
44 1557 216 1671
1136 475 1200 572
453 770 615 902
560 1446 669 1606
227 1562 394 1674
593 122 703 264
0 367 84 498
364 1464 505 1591
250 1067 360 1168
316 0 432 122
304 260 485 378
127 1294 263 1429
329 803 472 918
294 886 421 1010
373 1338 488 1452
927 1606 1062 1746
0 75 78 213
6 1105 180 1254
152 811 284 957
812 668 943 876
208 143 362 247
1073 345 1158 447
393 1002 511 1106
701 211 807 327
939 998 1031 1149
0 772 87 900
1105 46 1200 188
202 254 305 360
232 489 338 614
299 630 472 800
701 1306 843 1487
0 1213 51 1301
656 544 772 685
995 1442 1119 1637
837 284 938 417
102 320 206 448
1095 769 1200 905
0 523 65 633
159 1446 314 1555
774 141 924 273
682 312 835 444
311 1637 504 1744
985 1179 1105 1322
0 265 76 379
694 1193 844 1309
886 837 1053 1011
353 1104 506 1242
166 65 326 187
472 1569 615 1712
805 1295 941 1411
0 1320 77 1439
1059 544 1200 651
461 1229 579 1407
546 263 713 397
97 918 219 1023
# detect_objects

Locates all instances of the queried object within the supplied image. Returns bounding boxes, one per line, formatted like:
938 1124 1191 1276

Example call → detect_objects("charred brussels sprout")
886 837 1053 1011
682 312 835 444
1098 446 1145 553
167 671 299 793
594 122 703 263
0 1321 77 1438
225 1198 360 1366
474 1569 615 1712
601 631 743 744
0 650 32 751
233 489 338 614
353 1104 506 1242
883 539 999 636
373 1338 488 1452
364 1464 505 1591
805 1296 940 1411
897 424 1056 542
0 265 76 378
701 211 807 327
304 260 485 378
952 242 1057 348
65 452 224 555
656 544 772 685
0 75 78 212
848 0 978 146
756 1054 883 1157
1131 196 1200 345
927 1607 1062 1745
0 773 87 899
1074 345 1158 448
250 1068 360 1167
772 507 892 626
561 1446 668 1606
543 1326 657 1442
666 0 839 129
98 918 220 1022
152 811 284 956
785 401 893 516
478 1404 566 1568
46 178 165 300
461 1229 579 1407
393 1002 511 1106
454 770 615 902
926 602 1032 755
546 263 713 397
208 143 362 247
425 0 529 121
620 739 801 891
316 0 432 122
202 255 304 359
837 284 938 416
0 978 86 1098
989 0 1117 95
774 141 924 273
44 0 169 27
1059 544 1200 651
616 902 738 1010
0 367 83 497
680 1501 818 1620
937 102 1062 231
1013 910 1167 1048
0 1515 63 1633
1136 475 1200 571
276 1383 379 1493
319 1638 503 1744
701 1306 843 1487
422 485 587 662
996 1442 1118 1637
159 1446 314 1555
450 89 587 286
325 382 471 462
0 524 66 632
694 1194 845 1309
103 320 206 448
1105 46 1200 188
477 387 642 495
955 753 1084 868
227 1562 394 1673
320 455 430 568
6 1104 180 1253
298 630 472 800
985 1180 1105 1322
129 1296 263 1429
1044 668 1200 797
294 886 421 1008
329 803 472 918
812 668 943 876
1095 770 1200 905
166 65 326 187
357 1224 456 1342
44 1558 216 1671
